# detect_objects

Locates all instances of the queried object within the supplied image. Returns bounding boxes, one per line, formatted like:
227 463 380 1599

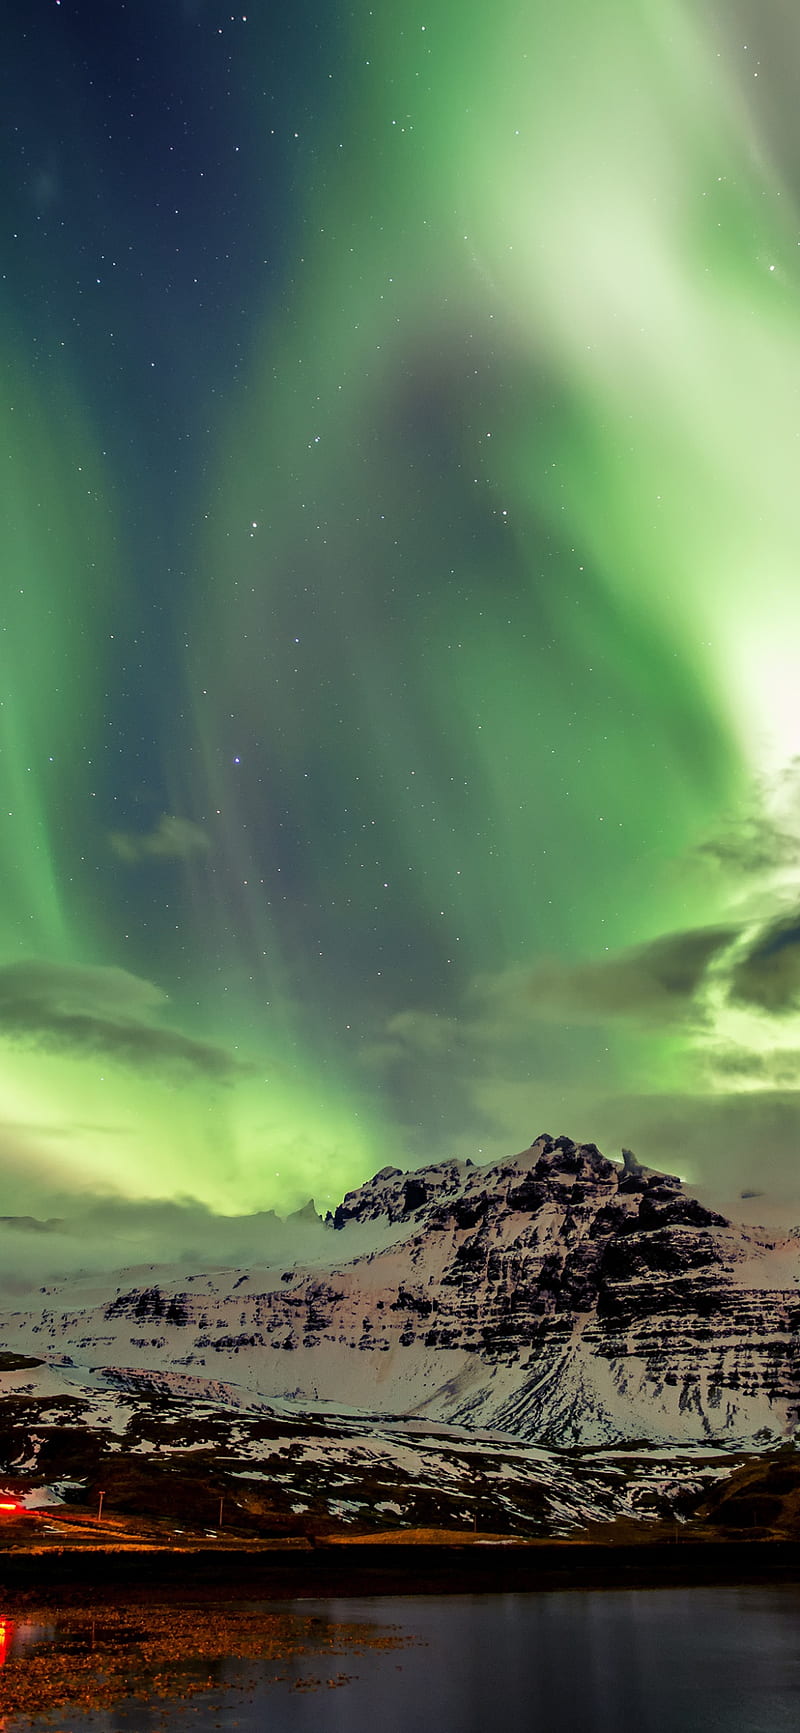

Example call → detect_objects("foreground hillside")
0 1347 750 1539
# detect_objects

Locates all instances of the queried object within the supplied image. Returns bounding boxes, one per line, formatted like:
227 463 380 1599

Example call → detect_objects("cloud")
109 814 211 864
0 1192 329 1295
695 818 800 878
695 758 800 879
374 1010 465 1062
706 1045 800 1088
0 960 244 1080
478 926 738 1028
728 913 800 1013
0 1214 63 1233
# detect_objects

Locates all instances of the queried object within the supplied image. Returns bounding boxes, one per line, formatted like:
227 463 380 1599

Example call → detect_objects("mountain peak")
326 1132 693 1234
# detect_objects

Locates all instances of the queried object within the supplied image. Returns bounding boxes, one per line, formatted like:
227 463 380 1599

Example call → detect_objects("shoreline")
1 1537 798 1599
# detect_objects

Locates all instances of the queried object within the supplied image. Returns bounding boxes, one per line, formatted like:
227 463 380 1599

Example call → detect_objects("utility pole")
97 1490 105 1520
218 1494 225 1528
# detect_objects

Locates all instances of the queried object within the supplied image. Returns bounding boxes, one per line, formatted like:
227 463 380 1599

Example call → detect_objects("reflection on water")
0 1600 410 1727
1 1585 800 1732
0 1620 54 1671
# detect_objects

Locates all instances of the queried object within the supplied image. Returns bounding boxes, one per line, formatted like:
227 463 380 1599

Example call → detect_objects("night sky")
3 0 800 1254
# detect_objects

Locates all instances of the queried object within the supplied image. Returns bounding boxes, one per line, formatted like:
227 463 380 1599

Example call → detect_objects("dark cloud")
0 960 244 1080
707 1045 800 1088
695 818 799 878
510 926 737 1025
695 757 800 878
728 914 800 1012
0 1214 63 1233
109 814 211 864
708 1048 772 1079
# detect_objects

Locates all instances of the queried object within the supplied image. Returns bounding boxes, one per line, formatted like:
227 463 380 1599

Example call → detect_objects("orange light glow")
0 1501 21 1513
0 1619 12 1666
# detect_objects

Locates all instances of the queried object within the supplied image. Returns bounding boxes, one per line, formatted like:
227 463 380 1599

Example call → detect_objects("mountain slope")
2 1133 798 1450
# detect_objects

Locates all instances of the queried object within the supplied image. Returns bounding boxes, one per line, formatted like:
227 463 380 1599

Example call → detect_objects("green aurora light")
1 0 800 1223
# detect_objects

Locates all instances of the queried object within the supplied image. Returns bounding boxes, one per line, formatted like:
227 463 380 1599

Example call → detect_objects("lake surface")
2 1584 800 1731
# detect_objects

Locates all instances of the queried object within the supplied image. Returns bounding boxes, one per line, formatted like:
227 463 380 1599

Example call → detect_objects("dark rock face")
507 1179 548 1213
331 1158 465 1229
403 1177 428 1213
637 1192 728 1231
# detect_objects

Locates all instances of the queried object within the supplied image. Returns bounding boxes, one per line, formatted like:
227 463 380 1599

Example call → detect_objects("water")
2 1585 800 1732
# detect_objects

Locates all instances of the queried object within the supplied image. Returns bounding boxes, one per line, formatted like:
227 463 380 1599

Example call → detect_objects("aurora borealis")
3 0 800 1252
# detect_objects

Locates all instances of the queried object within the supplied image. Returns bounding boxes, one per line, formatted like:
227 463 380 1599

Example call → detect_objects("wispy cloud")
0 960 244 1079
109 814 211 864
695 758 800 880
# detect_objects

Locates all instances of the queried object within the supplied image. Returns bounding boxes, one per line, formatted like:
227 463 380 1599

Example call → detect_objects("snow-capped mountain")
2 1133 799 1451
